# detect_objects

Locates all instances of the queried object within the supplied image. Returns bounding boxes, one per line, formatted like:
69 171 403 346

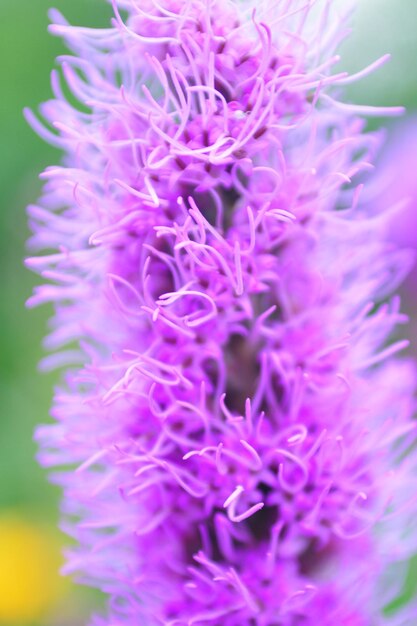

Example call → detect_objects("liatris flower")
372 117 417 367
26 1 417 624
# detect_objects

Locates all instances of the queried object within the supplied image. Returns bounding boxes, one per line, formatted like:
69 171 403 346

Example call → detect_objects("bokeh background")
0 0 416 624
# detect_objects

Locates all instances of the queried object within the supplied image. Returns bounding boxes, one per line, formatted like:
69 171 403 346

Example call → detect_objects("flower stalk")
27 1 417 624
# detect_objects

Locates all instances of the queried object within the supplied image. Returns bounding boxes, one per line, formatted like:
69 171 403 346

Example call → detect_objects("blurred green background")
0 0 416 624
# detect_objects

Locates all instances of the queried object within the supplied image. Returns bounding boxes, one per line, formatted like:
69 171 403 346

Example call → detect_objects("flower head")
26 1 417 624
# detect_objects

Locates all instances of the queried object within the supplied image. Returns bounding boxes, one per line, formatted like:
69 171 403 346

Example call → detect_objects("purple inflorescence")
26 1 417 624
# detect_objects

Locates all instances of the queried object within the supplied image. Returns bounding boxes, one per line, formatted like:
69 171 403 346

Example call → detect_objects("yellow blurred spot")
0 513 65 624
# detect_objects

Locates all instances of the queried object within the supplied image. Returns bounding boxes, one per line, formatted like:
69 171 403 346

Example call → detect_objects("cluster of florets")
26 1 417 624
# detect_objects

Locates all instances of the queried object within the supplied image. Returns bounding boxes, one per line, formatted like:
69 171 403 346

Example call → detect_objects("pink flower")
26 1 417 624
